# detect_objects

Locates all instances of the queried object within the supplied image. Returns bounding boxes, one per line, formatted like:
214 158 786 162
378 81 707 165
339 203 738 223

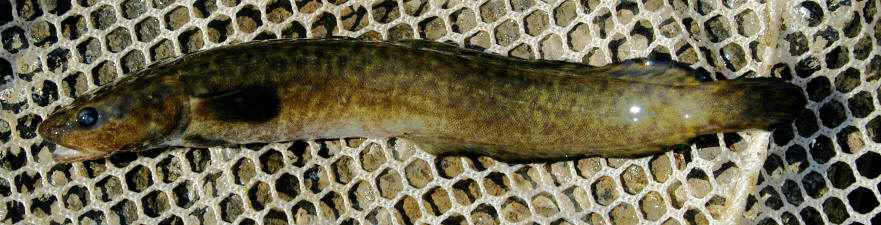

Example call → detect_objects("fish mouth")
41 128 112 163
52 146 88 162
51 145 108 163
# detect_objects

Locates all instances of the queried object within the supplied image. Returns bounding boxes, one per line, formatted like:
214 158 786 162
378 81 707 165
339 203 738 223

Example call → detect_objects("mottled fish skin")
38 38 807 163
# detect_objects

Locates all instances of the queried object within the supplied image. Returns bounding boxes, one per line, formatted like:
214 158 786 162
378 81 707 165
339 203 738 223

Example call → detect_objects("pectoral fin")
194 86 281 123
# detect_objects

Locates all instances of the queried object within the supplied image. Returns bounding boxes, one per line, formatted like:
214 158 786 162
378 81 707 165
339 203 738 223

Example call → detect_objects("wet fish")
38 39 806 163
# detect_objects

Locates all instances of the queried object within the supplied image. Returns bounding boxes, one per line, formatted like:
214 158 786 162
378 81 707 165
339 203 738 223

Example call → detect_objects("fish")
37 38 807 163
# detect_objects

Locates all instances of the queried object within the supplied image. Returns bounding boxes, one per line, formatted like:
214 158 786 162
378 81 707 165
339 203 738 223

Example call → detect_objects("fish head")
39 77 187 163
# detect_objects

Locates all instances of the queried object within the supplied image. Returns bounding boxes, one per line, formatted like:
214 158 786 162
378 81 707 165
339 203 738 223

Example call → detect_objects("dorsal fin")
391 40 705 86
392 39 461 51
391 39 494 59
572 59 708 85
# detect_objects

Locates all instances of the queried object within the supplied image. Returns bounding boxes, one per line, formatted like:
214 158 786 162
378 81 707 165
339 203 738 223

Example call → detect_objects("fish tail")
711 78 807 131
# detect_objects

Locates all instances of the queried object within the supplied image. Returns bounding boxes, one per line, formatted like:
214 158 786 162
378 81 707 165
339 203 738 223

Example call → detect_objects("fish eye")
76 107 99 128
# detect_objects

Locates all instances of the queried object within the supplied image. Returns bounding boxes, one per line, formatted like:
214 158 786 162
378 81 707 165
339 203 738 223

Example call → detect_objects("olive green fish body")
38 39 806 162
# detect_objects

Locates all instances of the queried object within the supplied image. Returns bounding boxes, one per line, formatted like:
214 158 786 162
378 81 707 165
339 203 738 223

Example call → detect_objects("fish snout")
37 120 61 141
39 119 104 162
38 115 73 141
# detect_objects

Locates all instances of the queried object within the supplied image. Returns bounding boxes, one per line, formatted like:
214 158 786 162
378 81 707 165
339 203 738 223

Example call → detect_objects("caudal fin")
718 78 807 130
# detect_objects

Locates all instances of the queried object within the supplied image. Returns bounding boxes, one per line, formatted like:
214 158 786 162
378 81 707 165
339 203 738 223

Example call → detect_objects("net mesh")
0 0 878 224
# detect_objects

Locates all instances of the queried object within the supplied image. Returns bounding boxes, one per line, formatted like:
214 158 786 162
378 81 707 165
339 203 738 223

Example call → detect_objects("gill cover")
38 78 187 162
